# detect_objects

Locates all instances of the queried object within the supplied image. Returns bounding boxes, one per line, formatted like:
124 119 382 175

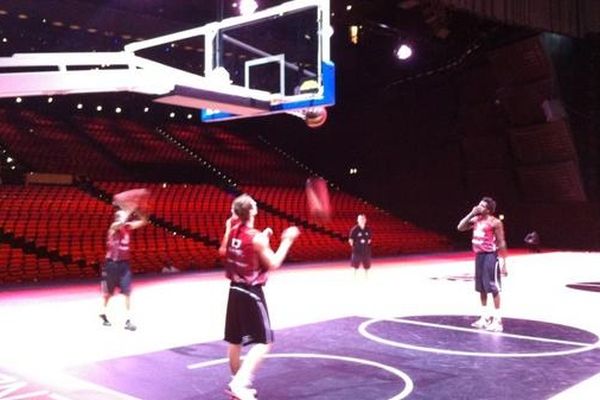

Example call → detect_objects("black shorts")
351 249 371 269
101 259 132 296
224 282 273 346
474 252 501 295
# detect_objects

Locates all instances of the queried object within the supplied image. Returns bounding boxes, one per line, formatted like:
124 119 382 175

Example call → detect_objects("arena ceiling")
0 0 587 117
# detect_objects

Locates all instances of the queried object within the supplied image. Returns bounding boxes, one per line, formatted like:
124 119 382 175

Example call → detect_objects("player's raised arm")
457 205 482 231
254 226 300 270
218 214 237 257
109 210 130 234
126 209 149 230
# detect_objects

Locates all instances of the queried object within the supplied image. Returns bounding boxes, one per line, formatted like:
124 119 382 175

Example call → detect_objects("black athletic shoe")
124 320 137 331
99 314 111 327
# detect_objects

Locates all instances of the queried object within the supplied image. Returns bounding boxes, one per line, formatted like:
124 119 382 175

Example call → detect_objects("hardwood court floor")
1 251 599 399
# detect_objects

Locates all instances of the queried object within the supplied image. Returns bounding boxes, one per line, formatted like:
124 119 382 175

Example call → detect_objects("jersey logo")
473 225 485 238
231 238 242 249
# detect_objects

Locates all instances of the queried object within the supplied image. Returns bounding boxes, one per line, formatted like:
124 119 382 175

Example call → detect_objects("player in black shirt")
349 214 372 278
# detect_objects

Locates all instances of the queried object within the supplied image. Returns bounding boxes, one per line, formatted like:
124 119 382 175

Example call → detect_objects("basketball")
304 107 328 129
296 79 328 129
112 188 150 213
305 177 331 219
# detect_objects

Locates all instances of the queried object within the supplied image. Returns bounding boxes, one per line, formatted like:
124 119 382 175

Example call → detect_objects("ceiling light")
395 44 413 60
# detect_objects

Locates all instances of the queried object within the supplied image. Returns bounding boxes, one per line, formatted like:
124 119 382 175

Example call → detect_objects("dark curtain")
442 0 600 37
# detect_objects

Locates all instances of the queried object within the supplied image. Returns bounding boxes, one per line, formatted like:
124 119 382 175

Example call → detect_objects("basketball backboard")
126 0 335 123
0 0 334 124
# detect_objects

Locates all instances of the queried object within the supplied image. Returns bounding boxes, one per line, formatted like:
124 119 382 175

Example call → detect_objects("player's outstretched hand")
262 227 273 238
281 226 300 241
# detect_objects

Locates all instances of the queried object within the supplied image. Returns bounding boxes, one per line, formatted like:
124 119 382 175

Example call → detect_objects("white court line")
0 391 50 399
391 318 597 347
569 283 600 288
49 394 75 400
187 352 414 400
49 374 142 400
187 357 230 369
359 318 600 358
18 371 141 400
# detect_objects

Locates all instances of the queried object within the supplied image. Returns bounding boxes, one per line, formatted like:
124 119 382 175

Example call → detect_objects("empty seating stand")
166 124 308 186
0 185 107 281
0 109 128 180
0 107 451 284
241 185 451 256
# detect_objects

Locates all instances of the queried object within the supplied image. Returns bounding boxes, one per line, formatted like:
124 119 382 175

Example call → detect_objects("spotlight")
47 97 53 103
238 0 258 16
349 25 359 45
169 112 175 118
143 107 149 113
96 105 103 111
15 97 22 103
115 107 122 114
395 44 413 60
76 103 83 109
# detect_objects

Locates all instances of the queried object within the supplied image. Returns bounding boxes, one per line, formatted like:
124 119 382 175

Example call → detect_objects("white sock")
480 305 489 320
492 308 501 322
231 370 252 388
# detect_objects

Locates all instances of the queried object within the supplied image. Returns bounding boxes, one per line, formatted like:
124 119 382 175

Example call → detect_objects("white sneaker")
227 382 257 400
486 319 503 332
470 316 490 329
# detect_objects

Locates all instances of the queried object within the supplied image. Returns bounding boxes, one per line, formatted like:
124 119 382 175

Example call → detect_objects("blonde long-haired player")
220 194 300 400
